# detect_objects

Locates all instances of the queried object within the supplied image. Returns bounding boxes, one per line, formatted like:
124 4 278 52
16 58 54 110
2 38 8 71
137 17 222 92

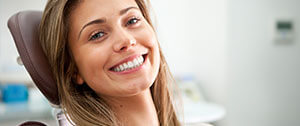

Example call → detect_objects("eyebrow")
77 6 139 40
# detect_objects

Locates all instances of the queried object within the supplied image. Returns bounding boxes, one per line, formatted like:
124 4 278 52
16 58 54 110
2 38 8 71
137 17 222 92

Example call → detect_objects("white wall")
151 0 228 104
0 0 47 83
226 0 300 126
152 0 300 126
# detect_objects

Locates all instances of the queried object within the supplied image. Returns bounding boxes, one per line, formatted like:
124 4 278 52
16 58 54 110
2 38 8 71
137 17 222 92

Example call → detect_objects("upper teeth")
113 56 144 72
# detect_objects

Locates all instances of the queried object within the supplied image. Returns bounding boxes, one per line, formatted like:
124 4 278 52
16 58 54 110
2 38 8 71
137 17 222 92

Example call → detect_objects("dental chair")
8 11 64 126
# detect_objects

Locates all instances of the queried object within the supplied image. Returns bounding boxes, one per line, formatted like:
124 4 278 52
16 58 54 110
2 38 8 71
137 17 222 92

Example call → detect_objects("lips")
109 54 147 72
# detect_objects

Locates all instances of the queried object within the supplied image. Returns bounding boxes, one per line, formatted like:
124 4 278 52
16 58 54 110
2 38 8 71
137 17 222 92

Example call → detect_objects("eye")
89 31 106 41
126 17 140 26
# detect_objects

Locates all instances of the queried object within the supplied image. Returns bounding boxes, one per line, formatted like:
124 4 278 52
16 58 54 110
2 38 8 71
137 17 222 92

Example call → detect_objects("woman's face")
68 0 160 98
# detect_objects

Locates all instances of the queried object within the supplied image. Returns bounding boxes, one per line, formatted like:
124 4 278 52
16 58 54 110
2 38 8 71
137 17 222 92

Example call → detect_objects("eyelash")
89 31 106 41
88 17 141 41
126 17 141 26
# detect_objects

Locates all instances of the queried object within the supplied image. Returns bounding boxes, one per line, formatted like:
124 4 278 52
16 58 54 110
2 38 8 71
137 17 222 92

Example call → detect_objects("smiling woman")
39 0 180 126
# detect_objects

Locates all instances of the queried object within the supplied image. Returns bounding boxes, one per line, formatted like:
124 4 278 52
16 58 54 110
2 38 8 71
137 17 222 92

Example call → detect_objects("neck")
104 89 159 126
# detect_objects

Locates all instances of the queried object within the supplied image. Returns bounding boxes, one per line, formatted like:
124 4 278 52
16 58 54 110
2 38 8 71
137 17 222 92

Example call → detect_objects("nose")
112 29 136 52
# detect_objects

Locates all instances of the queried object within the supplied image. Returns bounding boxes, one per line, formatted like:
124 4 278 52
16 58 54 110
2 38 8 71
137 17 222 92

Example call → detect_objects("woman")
39 0 180 125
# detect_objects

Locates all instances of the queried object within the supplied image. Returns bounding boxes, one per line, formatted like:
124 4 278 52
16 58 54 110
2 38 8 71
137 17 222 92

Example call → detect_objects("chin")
121 78 154 97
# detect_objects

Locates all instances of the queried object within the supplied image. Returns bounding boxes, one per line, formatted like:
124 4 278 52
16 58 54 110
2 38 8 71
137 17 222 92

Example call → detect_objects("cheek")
136 25 158 49
143 28 160 60
73 46 110 83
137 27 161 78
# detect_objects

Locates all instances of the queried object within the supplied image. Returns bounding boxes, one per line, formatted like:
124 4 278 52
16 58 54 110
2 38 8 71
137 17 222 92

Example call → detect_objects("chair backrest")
7 10 59 106
19 121 47 126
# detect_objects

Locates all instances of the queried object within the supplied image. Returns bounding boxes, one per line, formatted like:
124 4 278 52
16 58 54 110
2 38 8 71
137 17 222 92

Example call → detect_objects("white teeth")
128 61 133 68
112 55 145 72
123 63 128 69
114 67 120 72
138 56 144 63
133 59 139 67
120 64 124 71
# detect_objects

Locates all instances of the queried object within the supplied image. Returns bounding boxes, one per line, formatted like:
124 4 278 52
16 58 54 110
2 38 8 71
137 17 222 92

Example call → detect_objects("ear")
74 73 84 85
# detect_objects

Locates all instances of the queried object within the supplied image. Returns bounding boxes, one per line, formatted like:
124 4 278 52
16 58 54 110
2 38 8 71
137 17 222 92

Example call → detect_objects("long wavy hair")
39 0 181 125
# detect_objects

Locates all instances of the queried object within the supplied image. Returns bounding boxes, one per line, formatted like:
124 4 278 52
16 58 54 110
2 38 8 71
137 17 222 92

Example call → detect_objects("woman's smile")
109 53 148 75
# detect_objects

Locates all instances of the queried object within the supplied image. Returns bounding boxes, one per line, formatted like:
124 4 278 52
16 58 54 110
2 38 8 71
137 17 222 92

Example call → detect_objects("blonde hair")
39 0 180 125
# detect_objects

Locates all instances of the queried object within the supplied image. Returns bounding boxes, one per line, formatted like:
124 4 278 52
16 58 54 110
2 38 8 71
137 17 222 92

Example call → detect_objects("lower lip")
110 55 147 75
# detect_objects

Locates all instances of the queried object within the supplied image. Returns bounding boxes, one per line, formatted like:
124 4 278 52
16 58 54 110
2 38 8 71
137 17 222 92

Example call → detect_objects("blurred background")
0 0 299 126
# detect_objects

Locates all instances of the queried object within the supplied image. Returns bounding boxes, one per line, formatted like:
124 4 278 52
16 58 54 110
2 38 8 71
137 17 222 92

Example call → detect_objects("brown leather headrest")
7 10 59 105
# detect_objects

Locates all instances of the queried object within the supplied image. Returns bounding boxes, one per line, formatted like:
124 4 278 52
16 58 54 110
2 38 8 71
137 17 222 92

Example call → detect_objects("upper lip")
109 52 147 70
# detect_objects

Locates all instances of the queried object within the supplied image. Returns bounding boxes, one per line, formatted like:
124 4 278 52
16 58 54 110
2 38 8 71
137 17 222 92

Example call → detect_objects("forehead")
70 0 138 20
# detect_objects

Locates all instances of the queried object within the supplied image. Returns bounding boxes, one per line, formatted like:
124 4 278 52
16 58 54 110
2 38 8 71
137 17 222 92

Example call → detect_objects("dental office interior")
1 0 300 126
